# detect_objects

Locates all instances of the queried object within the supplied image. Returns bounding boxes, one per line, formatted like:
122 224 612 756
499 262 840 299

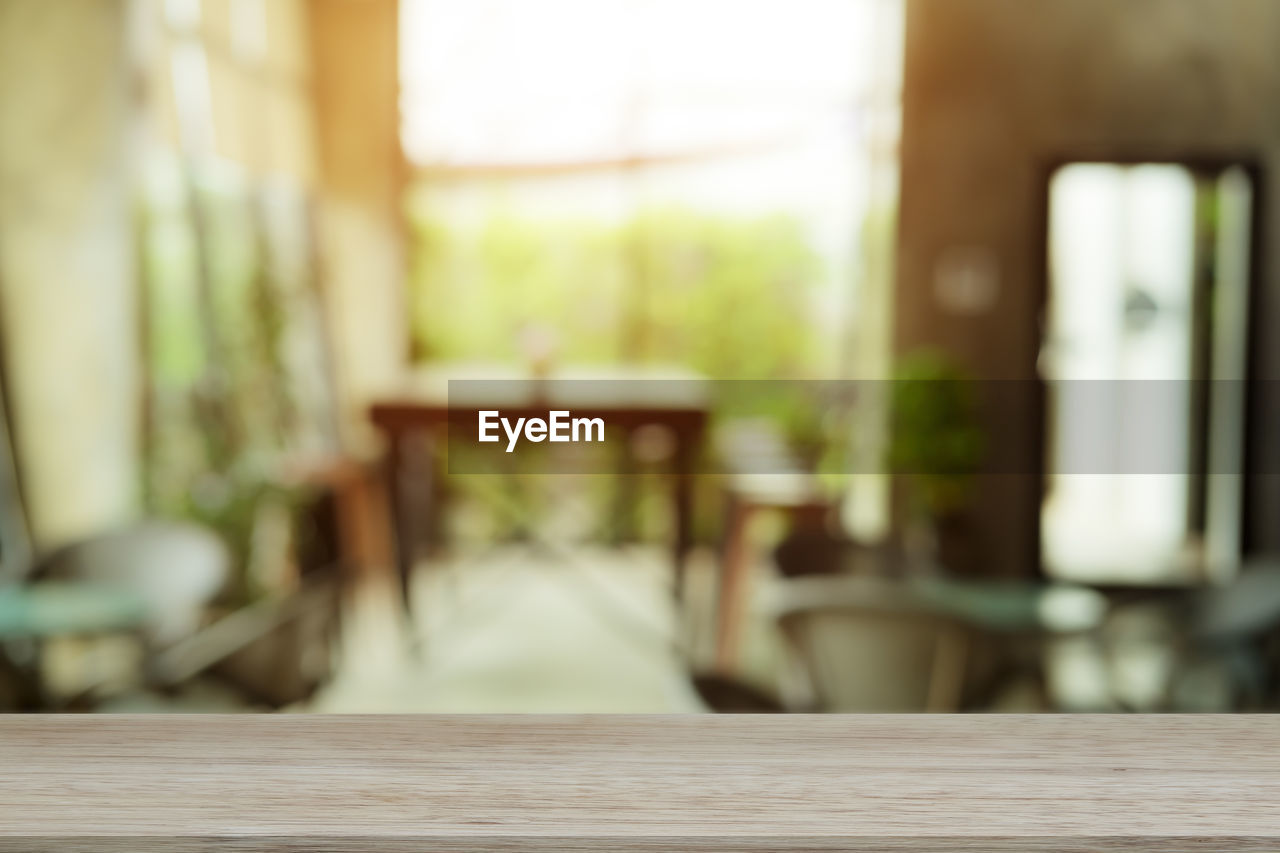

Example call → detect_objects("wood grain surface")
0 714 1277 851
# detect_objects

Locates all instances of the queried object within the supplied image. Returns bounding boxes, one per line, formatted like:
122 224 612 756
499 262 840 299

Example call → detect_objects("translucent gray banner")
433 379 1267 475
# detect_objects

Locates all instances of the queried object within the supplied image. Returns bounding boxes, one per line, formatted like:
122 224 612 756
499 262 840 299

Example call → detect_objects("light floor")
304 546 748 713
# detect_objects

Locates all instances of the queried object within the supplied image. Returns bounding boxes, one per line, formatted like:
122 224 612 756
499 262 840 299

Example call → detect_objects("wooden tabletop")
1 715 1277 851
371 363 710 410
369 366 711 435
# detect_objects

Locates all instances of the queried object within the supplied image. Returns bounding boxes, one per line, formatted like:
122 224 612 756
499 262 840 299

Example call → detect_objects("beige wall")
0 0 140 548
897 0 1280 577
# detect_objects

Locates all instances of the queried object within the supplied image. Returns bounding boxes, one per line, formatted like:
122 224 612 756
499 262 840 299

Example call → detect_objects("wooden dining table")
369 364 710 625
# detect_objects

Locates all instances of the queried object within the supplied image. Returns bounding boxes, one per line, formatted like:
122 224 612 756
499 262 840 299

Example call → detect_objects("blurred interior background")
1 0 1280 712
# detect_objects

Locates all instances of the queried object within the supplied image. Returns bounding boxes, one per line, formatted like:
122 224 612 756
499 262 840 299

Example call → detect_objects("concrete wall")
308 0 407 452
0 0 140 549
897 0 1280 577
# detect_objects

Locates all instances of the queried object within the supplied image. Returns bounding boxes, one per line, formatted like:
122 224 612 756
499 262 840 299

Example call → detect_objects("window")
399 0 903 380
136 0 336 549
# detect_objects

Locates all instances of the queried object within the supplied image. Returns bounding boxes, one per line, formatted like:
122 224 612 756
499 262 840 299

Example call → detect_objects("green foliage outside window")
407 207 823 379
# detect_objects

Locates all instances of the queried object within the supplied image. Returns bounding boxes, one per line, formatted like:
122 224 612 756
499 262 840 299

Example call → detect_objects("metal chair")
772 575 970 712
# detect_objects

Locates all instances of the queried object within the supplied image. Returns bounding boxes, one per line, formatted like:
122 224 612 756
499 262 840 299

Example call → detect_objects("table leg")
612 425 638 545
384 429 420 629
716 496 754 673
671 437 695 607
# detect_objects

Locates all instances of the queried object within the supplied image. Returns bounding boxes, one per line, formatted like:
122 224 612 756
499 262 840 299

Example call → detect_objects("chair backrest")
35 521 229 646
1193 561 1280 642
775 576 968 712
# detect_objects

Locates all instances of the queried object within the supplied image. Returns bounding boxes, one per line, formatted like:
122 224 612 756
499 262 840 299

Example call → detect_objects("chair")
0 521 230 707
1081 563 1280 711
1166 562 1280 710
34 520 230 647
714 418 835 673
772 575 970 712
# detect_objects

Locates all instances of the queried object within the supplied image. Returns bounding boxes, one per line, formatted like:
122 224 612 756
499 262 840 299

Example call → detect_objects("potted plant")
887 351 985 574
